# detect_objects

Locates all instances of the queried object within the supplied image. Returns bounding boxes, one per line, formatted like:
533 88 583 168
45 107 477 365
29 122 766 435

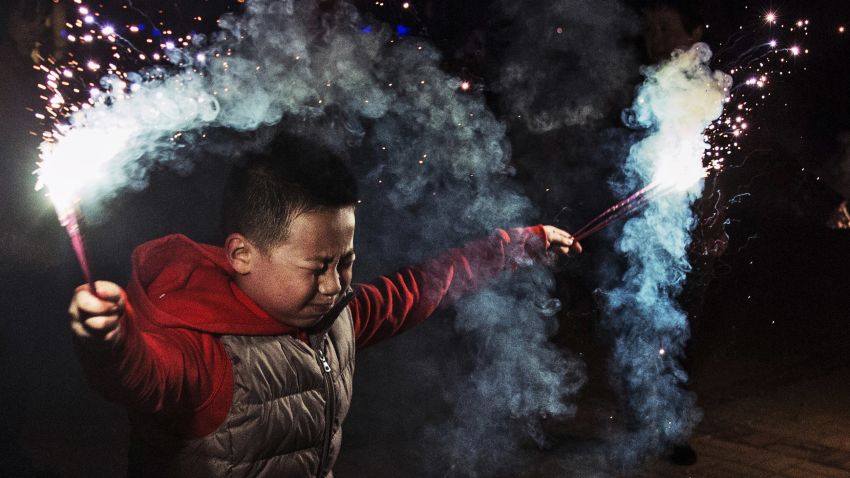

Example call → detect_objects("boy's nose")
318 270 342 297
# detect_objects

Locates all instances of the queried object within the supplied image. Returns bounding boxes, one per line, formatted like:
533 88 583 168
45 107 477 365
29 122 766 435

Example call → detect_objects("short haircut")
644 0 704 33
222 134 359 253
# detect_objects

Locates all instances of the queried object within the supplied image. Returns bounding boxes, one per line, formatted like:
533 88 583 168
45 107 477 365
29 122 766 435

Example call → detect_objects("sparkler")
574 182 665 242
571 6 815 243
572 173 703 242
35 125 126 294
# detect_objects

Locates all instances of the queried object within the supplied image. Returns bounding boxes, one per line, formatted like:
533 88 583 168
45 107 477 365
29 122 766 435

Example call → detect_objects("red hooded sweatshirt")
76 226 549 438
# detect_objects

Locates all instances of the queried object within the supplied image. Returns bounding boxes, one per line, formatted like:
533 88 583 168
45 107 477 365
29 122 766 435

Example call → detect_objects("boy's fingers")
75 281 123 302
71 315 120 340
542 225 581 255
69 282 125 326
75 290 121 317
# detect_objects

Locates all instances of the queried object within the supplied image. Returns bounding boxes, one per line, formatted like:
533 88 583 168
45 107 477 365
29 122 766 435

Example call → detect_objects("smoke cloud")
601 43 731 465
492 0 640 133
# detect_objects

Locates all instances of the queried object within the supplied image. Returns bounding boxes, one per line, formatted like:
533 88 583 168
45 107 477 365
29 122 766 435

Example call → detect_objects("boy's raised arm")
350 225 580 349
70 282 229 436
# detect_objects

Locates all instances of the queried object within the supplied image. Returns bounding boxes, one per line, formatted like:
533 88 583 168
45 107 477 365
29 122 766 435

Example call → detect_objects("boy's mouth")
308 302 335 315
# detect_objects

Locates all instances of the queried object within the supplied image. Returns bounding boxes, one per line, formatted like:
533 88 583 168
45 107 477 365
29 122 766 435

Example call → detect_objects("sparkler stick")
36 134 105 296
575 196 652 242
573 182 662 239
572 181 682 242
57 205 97 295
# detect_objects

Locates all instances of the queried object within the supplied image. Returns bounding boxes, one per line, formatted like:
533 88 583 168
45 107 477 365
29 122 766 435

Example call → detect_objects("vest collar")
306 287 355 337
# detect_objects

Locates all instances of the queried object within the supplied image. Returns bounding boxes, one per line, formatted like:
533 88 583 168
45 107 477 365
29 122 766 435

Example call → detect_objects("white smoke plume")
602 42 732 465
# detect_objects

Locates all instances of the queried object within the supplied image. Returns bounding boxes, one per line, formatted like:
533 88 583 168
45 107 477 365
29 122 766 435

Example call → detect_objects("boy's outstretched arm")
351 225 580 349
70 282 228 436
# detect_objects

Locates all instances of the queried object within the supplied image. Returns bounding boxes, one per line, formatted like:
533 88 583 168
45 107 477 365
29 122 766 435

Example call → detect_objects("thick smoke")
492 0 640 133
601 43 731 465
38 0 588 475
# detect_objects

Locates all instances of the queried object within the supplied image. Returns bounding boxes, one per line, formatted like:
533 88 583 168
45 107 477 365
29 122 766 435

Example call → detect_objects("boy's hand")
69 281 125 343
542 225 583 256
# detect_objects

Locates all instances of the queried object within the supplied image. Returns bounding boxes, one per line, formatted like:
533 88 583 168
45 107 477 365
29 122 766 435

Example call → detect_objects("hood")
127 234 295 335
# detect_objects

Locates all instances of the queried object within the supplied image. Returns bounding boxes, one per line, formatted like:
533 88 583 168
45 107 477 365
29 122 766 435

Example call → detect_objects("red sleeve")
351 225 549 349
74 295 233 438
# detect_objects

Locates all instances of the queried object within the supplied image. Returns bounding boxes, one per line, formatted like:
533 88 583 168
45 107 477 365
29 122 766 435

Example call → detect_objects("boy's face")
233 207 356 329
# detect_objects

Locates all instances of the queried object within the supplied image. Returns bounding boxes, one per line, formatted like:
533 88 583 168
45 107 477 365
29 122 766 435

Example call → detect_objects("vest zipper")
315 336 335 478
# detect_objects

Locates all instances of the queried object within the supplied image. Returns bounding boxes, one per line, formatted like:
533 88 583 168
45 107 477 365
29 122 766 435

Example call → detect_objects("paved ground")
640 356 850 478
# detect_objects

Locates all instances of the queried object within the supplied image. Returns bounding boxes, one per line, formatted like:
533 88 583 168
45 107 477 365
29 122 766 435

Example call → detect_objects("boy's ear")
225 233 254 275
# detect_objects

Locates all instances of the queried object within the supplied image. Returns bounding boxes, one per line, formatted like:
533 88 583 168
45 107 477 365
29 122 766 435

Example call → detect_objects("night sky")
1 1 848 477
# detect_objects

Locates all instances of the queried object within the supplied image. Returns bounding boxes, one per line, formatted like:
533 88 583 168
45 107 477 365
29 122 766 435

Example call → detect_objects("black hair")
222 134 359 252
644 0 704 33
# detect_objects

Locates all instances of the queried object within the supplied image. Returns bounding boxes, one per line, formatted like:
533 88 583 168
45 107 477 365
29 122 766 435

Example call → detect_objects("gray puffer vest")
128 292 356 478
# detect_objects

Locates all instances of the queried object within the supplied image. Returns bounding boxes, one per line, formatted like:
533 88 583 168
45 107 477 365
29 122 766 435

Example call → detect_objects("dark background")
0 1 848 476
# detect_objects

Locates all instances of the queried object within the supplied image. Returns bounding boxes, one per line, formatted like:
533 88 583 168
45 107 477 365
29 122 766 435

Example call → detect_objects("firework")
572 8 812 243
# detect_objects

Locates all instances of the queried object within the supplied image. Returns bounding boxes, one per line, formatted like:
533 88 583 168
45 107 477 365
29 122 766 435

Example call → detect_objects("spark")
765 12 777 24
460 80 471 91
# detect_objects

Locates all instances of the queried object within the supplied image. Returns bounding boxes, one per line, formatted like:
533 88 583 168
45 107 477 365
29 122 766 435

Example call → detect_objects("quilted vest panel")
127 307 355 478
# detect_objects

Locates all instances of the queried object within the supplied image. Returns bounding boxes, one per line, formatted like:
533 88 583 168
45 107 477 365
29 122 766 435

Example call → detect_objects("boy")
69 135 581 477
